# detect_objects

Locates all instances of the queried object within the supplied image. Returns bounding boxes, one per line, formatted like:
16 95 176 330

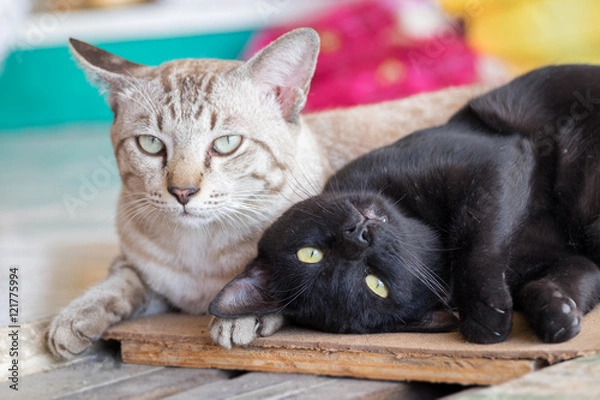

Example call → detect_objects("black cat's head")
210 191 457 334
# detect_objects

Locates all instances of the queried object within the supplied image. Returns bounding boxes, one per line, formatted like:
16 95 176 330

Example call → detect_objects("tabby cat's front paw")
209 314 284 349
45 304 115 359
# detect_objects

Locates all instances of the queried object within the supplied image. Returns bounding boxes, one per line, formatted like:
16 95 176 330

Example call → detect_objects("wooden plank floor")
2 317 600 399
0 319 461 399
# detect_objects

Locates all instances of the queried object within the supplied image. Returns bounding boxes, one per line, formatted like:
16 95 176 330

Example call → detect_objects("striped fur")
46 29 491 357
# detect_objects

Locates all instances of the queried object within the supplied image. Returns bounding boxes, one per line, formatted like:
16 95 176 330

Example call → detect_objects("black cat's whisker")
311 195 338 218
273 278 314 313
388 192 407 207
390 249 451 306
389 234 451 300
298 202 337 222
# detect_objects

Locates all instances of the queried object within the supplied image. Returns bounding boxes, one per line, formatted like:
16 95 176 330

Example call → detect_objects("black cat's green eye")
213 135 242 155
137 135 165 155
297 247 323 264
365 274 389 298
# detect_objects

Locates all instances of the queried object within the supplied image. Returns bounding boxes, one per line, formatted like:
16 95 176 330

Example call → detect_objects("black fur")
210 65 600 344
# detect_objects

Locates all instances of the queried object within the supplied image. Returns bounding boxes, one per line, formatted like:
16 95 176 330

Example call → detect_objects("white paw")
209 314 284 349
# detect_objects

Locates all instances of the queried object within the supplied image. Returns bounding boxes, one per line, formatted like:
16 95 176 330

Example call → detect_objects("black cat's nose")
168 186 199 205
344 223 371 247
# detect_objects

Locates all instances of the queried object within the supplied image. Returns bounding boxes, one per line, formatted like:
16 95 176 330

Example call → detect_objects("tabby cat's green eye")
297 247 323 264
213 135 242 155
365 274 389 298
137 135 165 155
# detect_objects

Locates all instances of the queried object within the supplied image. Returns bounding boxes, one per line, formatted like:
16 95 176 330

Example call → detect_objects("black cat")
210 65 600 344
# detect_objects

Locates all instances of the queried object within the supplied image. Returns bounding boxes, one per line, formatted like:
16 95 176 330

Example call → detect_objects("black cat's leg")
453 249 513 344
518 255 600 343
450 164 530 344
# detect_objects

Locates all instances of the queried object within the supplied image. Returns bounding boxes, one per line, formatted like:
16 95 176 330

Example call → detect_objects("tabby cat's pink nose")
168 186 199 206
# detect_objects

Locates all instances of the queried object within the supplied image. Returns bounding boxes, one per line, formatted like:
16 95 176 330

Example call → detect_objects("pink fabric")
244 0 479 111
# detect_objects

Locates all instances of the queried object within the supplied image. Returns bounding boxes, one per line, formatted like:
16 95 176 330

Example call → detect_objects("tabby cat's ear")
209 261 281 318
69 38 147 90
242 27 320 123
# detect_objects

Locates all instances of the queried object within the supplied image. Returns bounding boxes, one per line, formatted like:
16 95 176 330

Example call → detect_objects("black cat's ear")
69 38 147 90
241 28 320 123
406 309 458 332
209 261 281 318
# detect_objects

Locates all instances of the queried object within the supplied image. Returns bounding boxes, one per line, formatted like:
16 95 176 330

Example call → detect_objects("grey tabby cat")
46 28 489 357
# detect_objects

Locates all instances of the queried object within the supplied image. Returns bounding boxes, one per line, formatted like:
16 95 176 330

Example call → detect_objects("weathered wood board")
104 307 600 386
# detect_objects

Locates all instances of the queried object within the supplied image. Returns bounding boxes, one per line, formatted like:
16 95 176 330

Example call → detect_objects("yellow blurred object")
439 0 600 74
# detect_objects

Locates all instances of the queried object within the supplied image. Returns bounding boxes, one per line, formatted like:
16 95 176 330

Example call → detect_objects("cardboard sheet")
104 307 600 385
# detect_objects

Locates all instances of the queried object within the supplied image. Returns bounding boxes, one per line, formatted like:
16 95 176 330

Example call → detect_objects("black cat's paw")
460 295 513 344
521 282 582 343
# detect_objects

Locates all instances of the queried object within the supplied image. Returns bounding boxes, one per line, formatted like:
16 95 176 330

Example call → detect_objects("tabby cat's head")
210 192 457 334
70 28 320 229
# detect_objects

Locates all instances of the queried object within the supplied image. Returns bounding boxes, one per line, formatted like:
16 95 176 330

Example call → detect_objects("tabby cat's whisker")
121 72 161 116
281 167 319 201
118 202 153 231
217 207 253 233
289 160 322 197
119 92 157 120
291 174 320 199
